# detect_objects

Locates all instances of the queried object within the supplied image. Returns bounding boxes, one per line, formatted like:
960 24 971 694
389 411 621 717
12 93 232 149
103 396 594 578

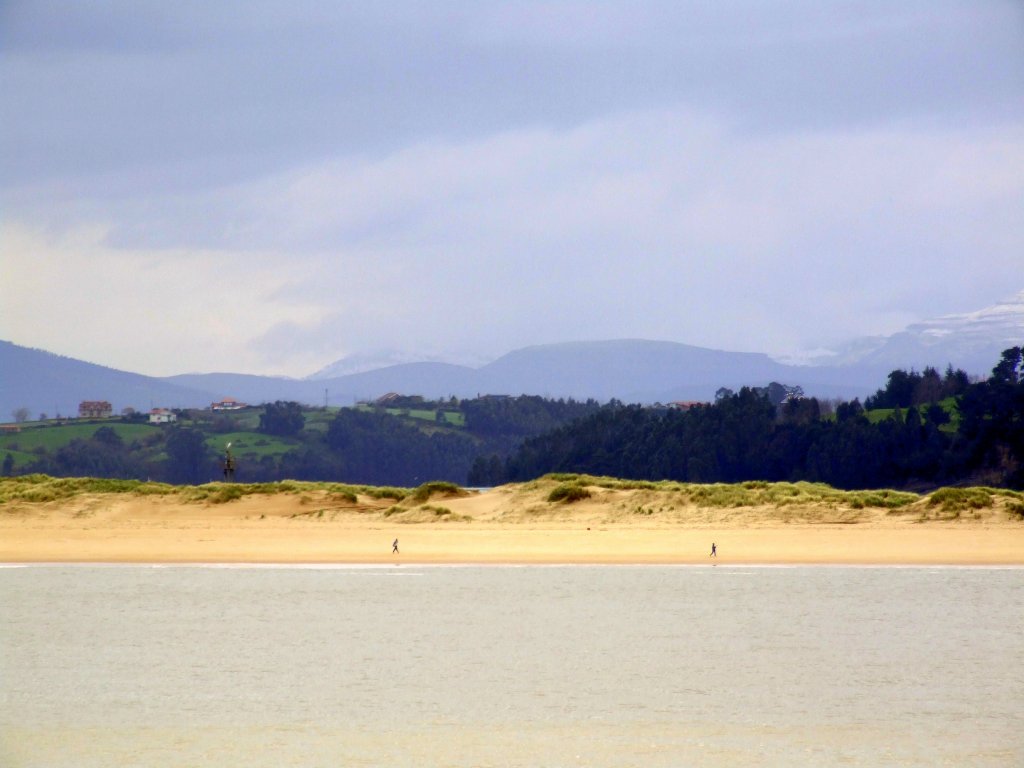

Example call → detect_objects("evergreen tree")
165 428 211 484
259 401 306 437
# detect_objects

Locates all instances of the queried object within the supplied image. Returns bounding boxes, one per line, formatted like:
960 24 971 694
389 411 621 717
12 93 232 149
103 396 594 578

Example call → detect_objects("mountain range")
2 292 1021 419
805 291 1024 373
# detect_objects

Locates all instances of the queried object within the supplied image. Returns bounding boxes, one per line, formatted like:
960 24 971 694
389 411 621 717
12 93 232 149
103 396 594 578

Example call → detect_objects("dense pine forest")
470 347 1024 490
3 347 1022 490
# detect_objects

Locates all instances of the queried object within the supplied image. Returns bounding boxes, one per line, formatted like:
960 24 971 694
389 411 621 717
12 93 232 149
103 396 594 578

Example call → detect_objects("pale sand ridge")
2 478 1022 565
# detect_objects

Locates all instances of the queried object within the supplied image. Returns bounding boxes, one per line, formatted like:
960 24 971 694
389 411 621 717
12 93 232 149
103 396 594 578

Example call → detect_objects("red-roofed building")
78 400 113 418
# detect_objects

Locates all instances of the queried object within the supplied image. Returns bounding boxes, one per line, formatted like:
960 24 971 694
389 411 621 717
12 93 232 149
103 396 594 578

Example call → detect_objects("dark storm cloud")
3 1 1021 192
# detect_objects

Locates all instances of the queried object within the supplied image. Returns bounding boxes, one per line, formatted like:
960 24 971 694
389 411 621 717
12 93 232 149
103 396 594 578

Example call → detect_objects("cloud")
0 224 333 376
4 107 1022 374
4 2 1021 192
131 113 1024 357
2 3 1022 375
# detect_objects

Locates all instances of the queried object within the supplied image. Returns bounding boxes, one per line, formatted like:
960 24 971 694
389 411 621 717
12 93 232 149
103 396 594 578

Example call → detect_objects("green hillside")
0 395 599 485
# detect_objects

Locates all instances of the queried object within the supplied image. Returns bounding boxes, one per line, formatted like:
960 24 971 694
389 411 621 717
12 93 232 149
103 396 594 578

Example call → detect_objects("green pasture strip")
0 422 161 452
302 409 338 426
0 449 38 469
863 397 960 426
407 408 437 420
204 431 299 458
863 408 892 423
198 410 262 431
402 408 464 426
300 409 331 433
351 404 465 427
439 411 464 426
937 396 961 430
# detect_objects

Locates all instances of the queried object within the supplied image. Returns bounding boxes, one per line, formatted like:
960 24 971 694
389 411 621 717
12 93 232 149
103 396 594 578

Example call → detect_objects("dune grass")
0 474 176 503
925 486 1024 517
408 480 467 503
547 482 593 503
0 474 411 505
3 473 1022 521
537 474 920 510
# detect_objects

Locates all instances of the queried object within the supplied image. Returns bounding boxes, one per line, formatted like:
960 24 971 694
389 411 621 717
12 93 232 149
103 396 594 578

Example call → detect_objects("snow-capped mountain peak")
806 290 1024 373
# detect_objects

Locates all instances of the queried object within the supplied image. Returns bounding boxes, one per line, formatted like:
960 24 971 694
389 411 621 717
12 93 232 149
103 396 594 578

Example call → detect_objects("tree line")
470 347 1024 490
6 395 601 487
7 349 1022 490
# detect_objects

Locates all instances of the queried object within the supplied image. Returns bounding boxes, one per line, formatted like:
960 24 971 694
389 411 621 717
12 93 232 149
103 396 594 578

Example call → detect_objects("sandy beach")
2 477 1022 565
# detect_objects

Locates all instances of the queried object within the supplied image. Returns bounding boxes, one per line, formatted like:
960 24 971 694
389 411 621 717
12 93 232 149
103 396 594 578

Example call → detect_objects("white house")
211 397 246 411
148 408 178 424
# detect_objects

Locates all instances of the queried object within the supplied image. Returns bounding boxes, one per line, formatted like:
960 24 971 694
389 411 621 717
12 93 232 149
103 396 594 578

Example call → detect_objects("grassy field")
212 409 262 431
303 407 342 426
0 421 165 471
204 431 300 459
862 397 960 430
0 448 38 470
352 403 465 426
0 421 161 453
0 398 967 480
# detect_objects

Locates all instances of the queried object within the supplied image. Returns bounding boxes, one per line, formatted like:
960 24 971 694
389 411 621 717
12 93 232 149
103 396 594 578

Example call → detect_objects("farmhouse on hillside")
148 408 178 424
211 397 246 411
78 400 113 418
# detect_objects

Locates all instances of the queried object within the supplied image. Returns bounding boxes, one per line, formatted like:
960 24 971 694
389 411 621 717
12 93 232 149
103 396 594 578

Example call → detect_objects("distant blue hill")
2 338 880 419
166 341 871 407
7 292 1020 418
164 362 480 408
0 340 219 419
475 340 797 402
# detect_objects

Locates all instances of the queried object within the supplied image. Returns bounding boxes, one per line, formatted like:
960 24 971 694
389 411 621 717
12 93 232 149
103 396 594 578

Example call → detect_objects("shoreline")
2 523 1022 566
4 560 1023 569
3 478 1023 566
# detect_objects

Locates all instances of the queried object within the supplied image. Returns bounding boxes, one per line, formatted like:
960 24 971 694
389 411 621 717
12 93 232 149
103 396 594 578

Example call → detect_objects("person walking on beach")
710 542 717 557
392 538 399 554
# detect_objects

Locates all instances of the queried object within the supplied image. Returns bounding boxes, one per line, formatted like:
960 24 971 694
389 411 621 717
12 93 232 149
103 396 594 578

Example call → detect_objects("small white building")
148 408 178 424
668 401 707 411
211 397 246 411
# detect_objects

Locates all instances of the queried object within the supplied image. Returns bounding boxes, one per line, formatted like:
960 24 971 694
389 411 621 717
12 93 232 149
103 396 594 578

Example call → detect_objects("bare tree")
12 407 30 423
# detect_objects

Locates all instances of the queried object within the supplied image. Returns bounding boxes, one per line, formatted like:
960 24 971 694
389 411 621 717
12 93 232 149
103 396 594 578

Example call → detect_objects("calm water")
1 564 1022 767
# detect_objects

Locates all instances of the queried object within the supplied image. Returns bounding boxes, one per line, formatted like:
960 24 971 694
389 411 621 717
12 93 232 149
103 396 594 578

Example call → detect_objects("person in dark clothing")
710 542 717 557
392 538 399 554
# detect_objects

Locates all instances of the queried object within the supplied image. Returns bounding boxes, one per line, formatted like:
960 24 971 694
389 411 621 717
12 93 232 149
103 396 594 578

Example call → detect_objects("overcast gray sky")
2 1 1022 376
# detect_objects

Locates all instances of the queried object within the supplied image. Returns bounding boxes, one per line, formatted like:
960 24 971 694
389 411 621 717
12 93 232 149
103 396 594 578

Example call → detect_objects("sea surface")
1 564 1022 767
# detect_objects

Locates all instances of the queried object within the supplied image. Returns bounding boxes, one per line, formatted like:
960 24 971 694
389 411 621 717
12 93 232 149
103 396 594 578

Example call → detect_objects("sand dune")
1 477 1022 565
